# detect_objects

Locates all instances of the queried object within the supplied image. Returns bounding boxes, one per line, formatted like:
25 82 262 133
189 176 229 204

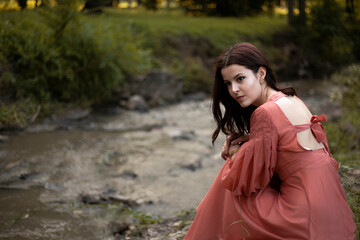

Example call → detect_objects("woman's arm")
221 134 250 160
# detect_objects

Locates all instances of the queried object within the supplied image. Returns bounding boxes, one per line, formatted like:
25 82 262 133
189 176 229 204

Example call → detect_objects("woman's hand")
221 133 250 160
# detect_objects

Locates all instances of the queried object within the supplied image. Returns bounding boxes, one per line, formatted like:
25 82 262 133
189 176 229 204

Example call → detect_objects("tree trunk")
40 0 50 7
82 0 113 10
298 0 306 25
346 0 355 21
3 0 11 9
112 0 119 7
16 0 27 10
288 0 294 24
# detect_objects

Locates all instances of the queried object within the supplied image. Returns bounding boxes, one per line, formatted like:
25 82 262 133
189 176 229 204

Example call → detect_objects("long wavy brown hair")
211 42 296 144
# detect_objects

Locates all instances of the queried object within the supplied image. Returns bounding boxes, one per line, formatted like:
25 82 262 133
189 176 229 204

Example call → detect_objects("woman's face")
221 64 265 107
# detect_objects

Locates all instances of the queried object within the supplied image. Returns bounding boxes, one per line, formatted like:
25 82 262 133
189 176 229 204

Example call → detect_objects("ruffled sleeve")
221 106 278 197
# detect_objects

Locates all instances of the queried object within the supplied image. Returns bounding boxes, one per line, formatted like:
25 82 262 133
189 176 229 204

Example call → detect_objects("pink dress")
184 92 356 240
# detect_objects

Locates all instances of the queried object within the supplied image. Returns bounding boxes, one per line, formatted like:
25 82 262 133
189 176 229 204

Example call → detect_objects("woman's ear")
258 67 267 81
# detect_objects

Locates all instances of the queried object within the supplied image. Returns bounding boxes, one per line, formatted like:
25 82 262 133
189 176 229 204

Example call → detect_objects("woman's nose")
232 83 239 92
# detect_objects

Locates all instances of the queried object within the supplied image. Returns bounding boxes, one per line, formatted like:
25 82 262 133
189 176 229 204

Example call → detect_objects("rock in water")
127 95 149 112
79 192 139 208
0 135 9 143
125 70 182 106
108 221 130 236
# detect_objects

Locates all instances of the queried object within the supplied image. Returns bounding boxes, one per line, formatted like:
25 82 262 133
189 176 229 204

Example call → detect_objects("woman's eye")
237 76 245 81
224 81 231 86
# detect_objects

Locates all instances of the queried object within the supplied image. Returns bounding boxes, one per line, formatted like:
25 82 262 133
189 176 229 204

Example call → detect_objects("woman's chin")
238 101 251 108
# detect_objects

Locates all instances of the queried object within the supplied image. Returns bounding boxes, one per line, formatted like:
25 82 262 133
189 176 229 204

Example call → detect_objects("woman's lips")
236 95 244 101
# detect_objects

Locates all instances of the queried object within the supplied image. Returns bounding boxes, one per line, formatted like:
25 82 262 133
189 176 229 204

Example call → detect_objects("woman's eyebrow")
233 72 245 79
224 72 246 82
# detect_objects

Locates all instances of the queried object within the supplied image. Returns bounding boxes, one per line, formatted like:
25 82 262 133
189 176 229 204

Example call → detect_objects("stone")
126 95 149 112
79 192 101 204
126 70 182 106
182 92 207 102
166 129 196 141
19 173 31 180
26 124 58 133
4 160 22 170
108 221 130 236
0 135 9 143
104 195 139 208
180 159 202 172
118 170 138 179
65 109 90 120
18 171 40 181
79 192 139 208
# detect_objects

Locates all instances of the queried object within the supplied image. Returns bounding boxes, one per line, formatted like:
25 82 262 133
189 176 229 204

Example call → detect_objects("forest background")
0 0 359 237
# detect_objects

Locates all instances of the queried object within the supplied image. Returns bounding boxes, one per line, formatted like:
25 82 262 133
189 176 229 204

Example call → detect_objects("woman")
184 43 356 240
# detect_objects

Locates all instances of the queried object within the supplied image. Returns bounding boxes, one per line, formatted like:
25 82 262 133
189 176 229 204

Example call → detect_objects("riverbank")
1 79 359 239
0 8 292 130
0 96 223 239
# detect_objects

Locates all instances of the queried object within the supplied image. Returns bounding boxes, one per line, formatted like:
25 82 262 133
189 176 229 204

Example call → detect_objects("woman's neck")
254 87 278 107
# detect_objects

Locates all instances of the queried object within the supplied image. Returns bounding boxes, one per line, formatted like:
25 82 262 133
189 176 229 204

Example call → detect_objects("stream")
0 80 338 239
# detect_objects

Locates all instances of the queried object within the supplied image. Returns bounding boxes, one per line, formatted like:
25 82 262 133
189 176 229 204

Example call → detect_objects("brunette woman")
184 42 356 240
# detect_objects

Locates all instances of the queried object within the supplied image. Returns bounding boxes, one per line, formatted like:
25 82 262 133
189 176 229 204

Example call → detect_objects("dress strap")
294 115 330 154
309 115 327 144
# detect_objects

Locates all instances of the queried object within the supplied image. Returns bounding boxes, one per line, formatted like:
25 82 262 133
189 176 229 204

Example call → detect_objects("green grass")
80 8 288 93
338 156 360 239
326 119 360 239
90 8 288 52
0 8 288 128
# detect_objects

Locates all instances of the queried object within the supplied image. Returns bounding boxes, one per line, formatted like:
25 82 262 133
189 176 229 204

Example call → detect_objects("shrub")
325 64 360 240
330 64 360 112
173 58 212 94
295 0 353 75
326 64 360 156
0 8 151 104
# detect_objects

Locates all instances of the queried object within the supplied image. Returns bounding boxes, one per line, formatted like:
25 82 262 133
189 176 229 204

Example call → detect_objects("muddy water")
0 80 337 239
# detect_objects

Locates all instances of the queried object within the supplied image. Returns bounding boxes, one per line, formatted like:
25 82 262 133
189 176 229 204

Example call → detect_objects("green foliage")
122 207 162 237
0 7 151 128
325 120 359 155
103 8 287 53
309 0 351 63
0 53 15 98
172 58 212 94
143 0 159 11
133 210 162 225
124 207 162 225
330 64 360 112
0 98 63 129
0 8 151 104
175 209 196 230
348 22 360 62
326 64 360 154
325 64 360 240
341 171 360 239
328 64 360 153
179 0 272 17
1 8 286 127
0 99 37 129
294 0 355 75
99 9 286 95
